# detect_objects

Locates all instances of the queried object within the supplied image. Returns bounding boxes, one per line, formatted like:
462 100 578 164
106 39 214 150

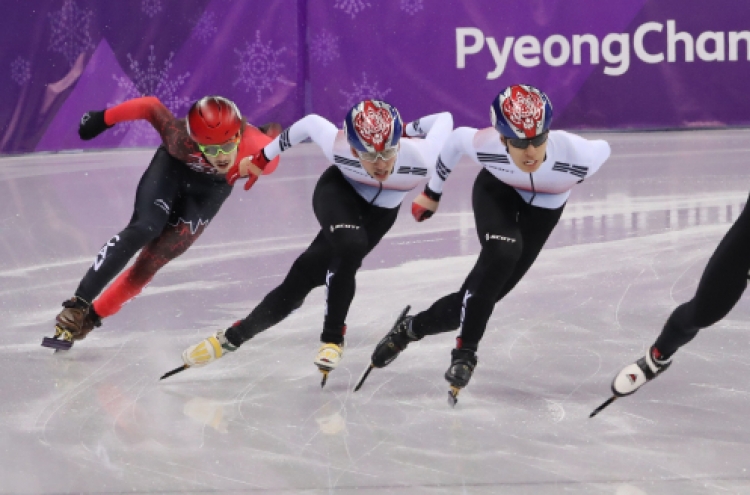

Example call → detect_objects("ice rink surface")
2 129 750 495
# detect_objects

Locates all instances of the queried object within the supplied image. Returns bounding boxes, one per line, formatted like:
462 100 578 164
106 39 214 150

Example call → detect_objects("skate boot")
445 348 478 407
182 330 237 368
612 346 672 397
354 306 416 392
314 342 344 388
371 306 419 368
43 297 99 350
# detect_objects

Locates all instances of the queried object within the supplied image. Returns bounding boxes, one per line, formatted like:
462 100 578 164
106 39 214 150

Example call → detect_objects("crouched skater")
169 101 453 386
358 84 611 405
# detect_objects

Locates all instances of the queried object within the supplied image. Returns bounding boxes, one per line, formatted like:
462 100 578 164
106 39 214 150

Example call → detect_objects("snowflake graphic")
334 0 370 19
233 31 294 103
339 72 392 110
142 0 162 18
310 30 340 67
400 0 424 15
48 0 94 67
110 46 191 146
191 11 218 45
11 57 31 86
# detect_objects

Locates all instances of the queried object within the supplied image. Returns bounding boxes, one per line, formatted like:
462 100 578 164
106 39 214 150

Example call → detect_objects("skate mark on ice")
668 251 707 305
691 382 750 397
129 460 259 490
35 337 131 447
614 267 646 334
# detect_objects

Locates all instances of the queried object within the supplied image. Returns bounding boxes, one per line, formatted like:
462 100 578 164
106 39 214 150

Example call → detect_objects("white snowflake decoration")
11 57 31 86
339 72 392 109
142 0 162 18
310 30 340 67
400 0 424 15
48 0 94 67
233 31 293 103
191 11 218 45
110 46 191 146
334 0 370 19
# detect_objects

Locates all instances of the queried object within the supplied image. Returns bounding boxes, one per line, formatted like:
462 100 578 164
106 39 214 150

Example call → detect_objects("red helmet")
186 96 242 145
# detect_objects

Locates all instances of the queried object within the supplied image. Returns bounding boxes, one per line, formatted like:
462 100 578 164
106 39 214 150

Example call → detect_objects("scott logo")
486 233 517 242
330 224 360 232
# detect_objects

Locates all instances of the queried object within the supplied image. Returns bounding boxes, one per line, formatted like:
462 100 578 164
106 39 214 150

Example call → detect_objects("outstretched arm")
227 115 339 189
412 126 476 222
78 96 174 140
404 112 454 142
426 126 477 195
263 114 338 163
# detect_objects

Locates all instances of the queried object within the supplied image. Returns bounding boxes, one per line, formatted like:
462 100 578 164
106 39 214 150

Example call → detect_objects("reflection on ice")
2 131 750 494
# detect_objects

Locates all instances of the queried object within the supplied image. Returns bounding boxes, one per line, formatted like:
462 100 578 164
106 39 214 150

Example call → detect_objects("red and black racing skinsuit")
73 96 278 318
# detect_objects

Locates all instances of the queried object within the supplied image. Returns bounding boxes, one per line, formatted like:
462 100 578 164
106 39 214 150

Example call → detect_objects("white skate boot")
612 347 672 397
590 347 672 417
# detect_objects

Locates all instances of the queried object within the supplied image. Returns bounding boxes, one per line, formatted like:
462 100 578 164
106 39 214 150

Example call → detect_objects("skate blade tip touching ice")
589 395 617 418
316 362 335 387
42 325 74 351
160 364 188 380
448 386 461 407
354 364 374 391
318 368 331 387
41 336 73 351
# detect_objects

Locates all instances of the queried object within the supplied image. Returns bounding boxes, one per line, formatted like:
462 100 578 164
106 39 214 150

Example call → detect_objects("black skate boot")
445 348 478 407
354 306 417 392
371 306 420 368
43 297 100 350
612 346 672 397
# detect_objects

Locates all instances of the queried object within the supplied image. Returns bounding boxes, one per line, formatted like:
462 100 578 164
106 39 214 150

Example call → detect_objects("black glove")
78 110 113 140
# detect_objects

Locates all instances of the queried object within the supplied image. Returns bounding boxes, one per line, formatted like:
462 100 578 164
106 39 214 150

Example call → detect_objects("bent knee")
482 241 522 266
330 232 369 260
122 222 164 245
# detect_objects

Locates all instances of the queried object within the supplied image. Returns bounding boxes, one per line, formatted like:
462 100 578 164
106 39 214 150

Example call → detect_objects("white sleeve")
263 114 338 163
560 131 611 179
581 139 611 178
407 112 454 171
426 126 477 194
404 112 453 142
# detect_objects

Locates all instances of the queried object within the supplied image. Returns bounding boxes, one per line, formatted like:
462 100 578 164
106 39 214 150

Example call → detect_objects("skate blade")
42 337 73 351
354 364 374 392
448 386 460 407
316 363 334 388
319 369 330 388
589 396 617 418
160 364 188 380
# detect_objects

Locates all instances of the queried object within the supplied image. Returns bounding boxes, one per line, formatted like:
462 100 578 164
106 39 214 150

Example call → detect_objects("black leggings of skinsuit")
74 146 232 302
226 166 398 347
654 194 750 357
411 169 565 352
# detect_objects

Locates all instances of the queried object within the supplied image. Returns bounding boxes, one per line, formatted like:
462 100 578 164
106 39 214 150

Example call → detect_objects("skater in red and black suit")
46 96 282 350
